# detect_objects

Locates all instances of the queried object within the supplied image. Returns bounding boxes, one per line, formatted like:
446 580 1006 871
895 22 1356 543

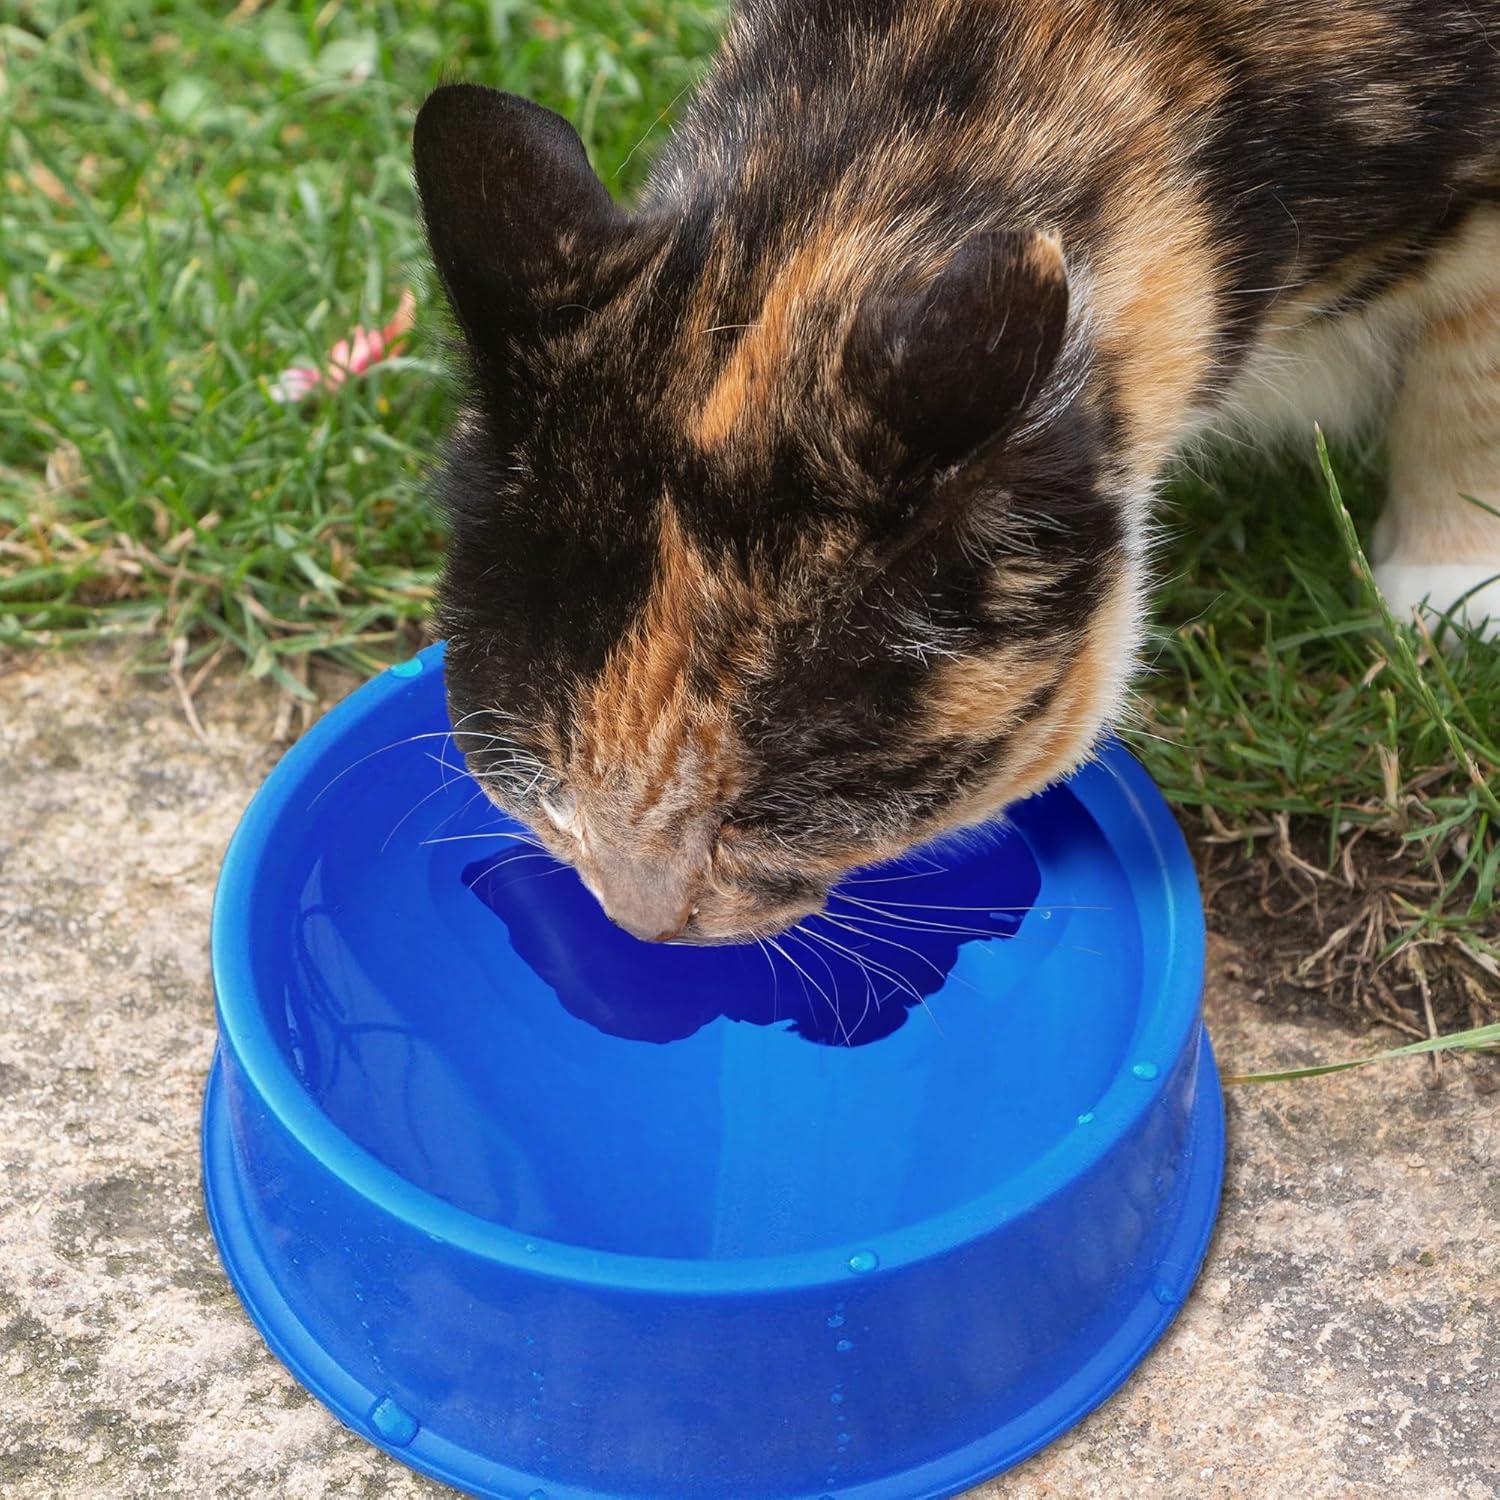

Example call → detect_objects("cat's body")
415 1 1500 943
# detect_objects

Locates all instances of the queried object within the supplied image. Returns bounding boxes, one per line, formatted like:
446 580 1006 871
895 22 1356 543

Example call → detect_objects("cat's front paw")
1371 557 1500 640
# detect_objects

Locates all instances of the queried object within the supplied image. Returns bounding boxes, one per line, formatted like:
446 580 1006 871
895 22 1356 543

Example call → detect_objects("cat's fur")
415 0 1500 943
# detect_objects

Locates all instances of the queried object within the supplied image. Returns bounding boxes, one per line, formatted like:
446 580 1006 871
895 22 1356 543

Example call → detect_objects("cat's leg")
1373 209 1500 638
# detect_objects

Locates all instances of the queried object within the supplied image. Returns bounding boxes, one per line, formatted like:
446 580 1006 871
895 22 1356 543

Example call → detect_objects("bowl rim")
211 642 1206 1295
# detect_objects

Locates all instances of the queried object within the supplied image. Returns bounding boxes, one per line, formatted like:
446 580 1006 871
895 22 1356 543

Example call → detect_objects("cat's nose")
619 913 690 943
605 900 691 944
584 848 697 943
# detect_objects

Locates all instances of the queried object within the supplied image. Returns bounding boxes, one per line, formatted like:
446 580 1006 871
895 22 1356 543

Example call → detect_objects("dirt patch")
1190 817 1499 1057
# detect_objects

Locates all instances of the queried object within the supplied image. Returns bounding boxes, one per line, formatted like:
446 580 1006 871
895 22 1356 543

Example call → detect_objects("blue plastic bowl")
204 642 1222 1500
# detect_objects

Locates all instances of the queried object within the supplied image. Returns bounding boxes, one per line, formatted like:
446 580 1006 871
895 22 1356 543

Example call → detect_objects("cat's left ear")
413 83 633 376
845 230 1071 467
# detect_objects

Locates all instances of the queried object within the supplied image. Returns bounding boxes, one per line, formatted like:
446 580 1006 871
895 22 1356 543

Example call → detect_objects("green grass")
1224 1020 1500 1085
2 0 1496 1011
1 0 721 692
1145 441 1500 996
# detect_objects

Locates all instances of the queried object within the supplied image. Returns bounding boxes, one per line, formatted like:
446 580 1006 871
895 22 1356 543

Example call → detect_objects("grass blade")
1223 1022 1500 1085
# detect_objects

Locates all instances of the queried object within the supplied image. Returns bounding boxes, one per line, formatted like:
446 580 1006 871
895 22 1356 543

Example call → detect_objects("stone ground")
0 646 1494 1500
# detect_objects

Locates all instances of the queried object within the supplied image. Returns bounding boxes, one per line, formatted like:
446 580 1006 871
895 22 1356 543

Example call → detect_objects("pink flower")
269 289 417 405
267 365 323 404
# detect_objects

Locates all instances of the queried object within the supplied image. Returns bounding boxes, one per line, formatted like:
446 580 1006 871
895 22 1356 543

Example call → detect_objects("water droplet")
1039 908 1053 920
389 657 423 679
524 1241 539 1254
368 1396 419 1447
1076 1111 1095 1125
830 1390 845 1404
1132 1061 1159 1081
835 1338 854 1353
528 1490 548 1500
826 1313 845 1328
1153 1283 1175 1306
836 1432 851 1446
847 1249 879 1274
531 1370 544 1383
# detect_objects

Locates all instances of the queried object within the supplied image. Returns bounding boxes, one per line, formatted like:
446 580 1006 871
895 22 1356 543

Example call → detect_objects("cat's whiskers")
462 848 569 889
450 705 525 731
840 855 953 885
803 918 945 1035
830 894 1107 958
833 892 1010 937
801 917 937 1034
784 928 853 1047
765 933 850 1048
810 911 946 988
762 936 818 1029
475 860 575 894
836 896 1108 915
380 755 471 853
425 829 547 848
311 730 474 805
425 785 496 844
794 922 881 1040
815 910 974 1009
320 726 539 851
753 936 782 1025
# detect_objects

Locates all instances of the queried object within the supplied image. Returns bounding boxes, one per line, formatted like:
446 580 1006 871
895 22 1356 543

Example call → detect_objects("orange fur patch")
1220 0 1412 135
573 504 753 831
916 567 1139 833
921 651 1061 743
1091 176 1220 473
992 570 1137 805
690 227 871 452
577 503 701 768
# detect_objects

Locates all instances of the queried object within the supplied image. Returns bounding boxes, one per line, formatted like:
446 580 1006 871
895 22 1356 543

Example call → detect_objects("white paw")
1371 558 1500 640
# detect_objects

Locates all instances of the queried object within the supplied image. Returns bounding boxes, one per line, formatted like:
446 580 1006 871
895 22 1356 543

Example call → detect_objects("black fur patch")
419 0 1499 869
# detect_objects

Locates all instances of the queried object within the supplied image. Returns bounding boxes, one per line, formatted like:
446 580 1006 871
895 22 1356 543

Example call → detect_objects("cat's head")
416 84 1139 944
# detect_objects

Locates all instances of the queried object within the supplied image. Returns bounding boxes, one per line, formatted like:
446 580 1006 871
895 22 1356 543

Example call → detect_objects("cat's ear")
413 84 631 367
846 230 1070 467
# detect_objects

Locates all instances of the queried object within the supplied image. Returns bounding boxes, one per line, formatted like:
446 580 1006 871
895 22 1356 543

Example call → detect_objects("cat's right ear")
413 84 632 373
845 230 1071 470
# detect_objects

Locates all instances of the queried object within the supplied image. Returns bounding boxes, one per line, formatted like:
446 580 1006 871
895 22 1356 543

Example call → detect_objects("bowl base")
203 1038 1225 1500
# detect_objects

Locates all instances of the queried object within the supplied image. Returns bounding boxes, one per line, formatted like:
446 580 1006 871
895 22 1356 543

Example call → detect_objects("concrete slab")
0 649 1493 1499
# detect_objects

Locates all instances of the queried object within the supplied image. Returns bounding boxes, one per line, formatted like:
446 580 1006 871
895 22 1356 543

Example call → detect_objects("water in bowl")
248 710 1141 1261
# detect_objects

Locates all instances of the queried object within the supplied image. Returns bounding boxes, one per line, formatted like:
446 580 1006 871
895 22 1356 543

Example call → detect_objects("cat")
414 0 1500 945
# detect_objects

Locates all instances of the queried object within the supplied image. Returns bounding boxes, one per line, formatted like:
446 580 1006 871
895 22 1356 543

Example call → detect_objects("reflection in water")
464 839 1043 1047
277 730 1130 1252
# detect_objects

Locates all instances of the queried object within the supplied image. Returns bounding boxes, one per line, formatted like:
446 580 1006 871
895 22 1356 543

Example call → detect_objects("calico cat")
414 0 1500 944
